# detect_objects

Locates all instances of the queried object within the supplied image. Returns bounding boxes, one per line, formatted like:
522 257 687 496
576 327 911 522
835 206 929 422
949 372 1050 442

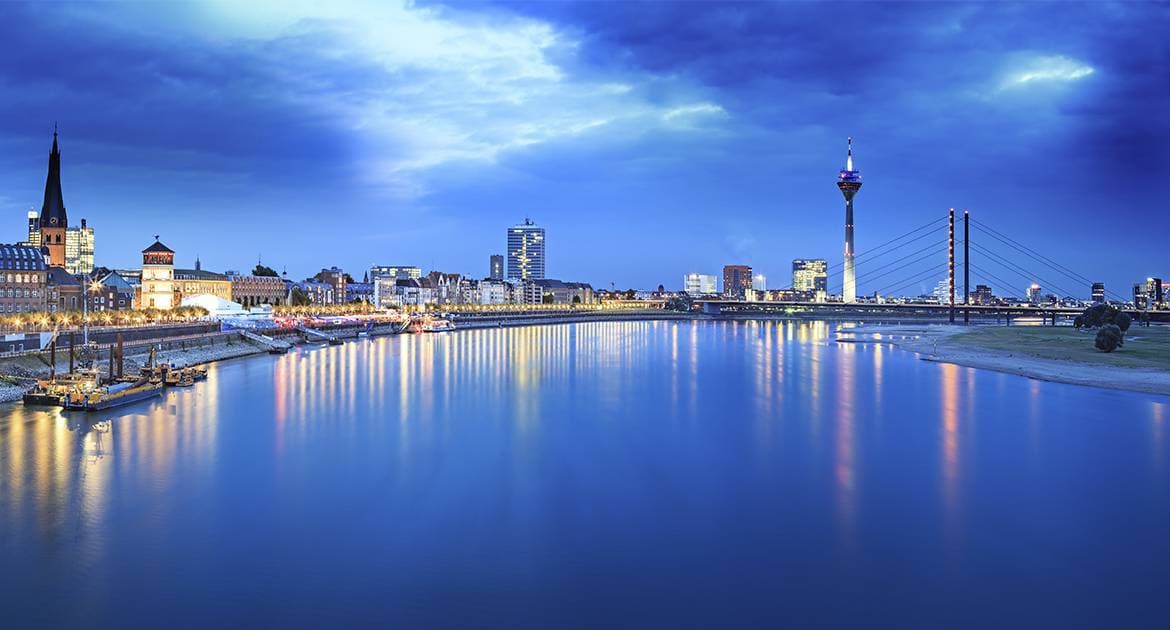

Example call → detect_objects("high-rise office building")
1027 283 1042 305
1145 277 1163 308
1134 283 1148 309
26 209 39 247
1091 282 1105 304
723 265 752 299
507 218 545 281
837 137 862 303
683 273 717 295
792 259 828 296
489 254 504 281
64 219 95 275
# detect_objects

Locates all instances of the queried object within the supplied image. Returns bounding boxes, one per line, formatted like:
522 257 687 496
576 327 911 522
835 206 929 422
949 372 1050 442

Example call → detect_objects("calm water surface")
1 321 1167 628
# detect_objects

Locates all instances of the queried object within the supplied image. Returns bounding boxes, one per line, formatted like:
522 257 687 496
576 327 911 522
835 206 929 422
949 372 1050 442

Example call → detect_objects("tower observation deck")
837 137 863 303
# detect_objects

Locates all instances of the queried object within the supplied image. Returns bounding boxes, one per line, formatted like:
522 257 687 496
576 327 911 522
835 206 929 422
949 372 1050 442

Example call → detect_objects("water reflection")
2 320 1169 628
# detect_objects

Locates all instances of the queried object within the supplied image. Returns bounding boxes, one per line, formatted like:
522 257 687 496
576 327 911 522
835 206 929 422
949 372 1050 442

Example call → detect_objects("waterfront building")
174 261 232 303
514 282 544 305
792 259 828 300
314 267 347 304
722 265 752 299
38 130 69 268
87 269 134 311
293 281 338 305
490 254 504 281
228 272 289 308
25 209 39 247
427 271 464 304
0 244 48 314
1027 283 1042 305
837 137 862 303
530 279 596 305
1091 282 1106 304
369 265 421 281
507 218 545 281
346 282 374 304
478 279 510 305
683 273 717 295
139 238 176 310
47 267 82 312
64 219 95 275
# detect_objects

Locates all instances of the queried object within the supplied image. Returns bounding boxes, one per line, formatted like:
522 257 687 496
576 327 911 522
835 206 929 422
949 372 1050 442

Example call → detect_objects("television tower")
837 137 863 303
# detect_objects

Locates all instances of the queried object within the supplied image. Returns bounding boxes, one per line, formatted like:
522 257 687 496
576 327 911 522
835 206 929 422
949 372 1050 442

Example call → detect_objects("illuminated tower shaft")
837 137 862 303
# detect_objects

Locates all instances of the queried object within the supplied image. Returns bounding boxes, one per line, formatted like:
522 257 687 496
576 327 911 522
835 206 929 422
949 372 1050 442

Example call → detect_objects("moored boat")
63 379 164 411
22 369 102 407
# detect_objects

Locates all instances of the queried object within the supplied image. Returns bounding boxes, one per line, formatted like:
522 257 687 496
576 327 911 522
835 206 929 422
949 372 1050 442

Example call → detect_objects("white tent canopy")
180 294 246 317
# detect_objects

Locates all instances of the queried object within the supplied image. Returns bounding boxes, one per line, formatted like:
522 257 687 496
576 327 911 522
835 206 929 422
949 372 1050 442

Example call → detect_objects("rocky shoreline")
837 323 1170 397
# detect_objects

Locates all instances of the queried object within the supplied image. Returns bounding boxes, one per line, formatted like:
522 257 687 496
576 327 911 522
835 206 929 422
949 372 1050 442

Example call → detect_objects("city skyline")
0 2 1166 291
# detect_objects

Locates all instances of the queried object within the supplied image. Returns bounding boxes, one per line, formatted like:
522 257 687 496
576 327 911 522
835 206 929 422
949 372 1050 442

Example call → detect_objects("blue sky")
0 1 1165 296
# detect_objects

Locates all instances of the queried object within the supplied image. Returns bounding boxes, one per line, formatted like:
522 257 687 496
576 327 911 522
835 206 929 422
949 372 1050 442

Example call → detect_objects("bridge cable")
853 239 949 283
968 263 1030 299
825 215 948 273
971 218 1128 302
873 266 947 297
853 248 948 295
968 242 1081 299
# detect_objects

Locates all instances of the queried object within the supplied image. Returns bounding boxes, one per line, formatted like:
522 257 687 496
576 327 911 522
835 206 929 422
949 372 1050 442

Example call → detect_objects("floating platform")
64 380 164 411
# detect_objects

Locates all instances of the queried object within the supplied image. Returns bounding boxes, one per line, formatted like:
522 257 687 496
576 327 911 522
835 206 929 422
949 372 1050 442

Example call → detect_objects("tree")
1094 324 1123 352
1114 311 1132 332
666 295 693 312
253 264 279 277
290 287 312 306
343 273 355 284
571 295 582 304
1073 315 1085 329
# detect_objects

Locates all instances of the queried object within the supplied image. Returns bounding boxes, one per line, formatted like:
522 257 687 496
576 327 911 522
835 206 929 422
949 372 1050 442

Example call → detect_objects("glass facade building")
792 259 828 294
683 273 717 295
507 219 545 281
64 220 95 275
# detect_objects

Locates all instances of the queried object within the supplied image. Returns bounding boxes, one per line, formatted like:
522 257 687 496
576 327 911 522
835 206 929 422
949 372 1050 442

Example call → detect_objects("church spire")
40 126 68 229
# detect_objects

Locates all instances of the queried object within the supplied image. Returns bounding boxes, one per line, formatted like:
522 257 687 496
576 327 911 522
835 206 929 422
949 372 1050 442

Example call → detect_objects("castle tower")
141 237 176 310
837 137 863 303
39 128 69 267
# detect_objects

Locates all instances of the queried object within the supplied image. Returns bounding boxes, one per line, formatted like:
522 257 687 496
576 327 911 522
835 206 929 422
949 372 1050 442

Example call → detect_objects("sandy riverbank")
837 323 1170 397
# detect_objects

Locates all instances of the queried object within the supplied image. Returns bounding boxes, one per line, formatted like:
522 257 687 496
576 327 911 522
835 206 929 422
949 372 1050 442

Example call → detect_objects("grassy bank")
945 325 1170 370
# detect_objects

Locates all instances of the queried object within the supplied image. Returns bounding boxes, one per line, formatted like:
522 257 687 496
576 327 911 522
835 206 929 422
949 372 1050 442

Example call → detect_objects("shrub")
1073 315 1085 329
1094 324 1123 352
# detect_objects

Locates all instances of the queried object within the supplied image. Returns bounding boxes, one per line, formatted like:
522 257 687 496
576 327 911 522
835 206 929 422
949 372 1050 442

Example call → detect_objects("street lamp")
83 276 101 344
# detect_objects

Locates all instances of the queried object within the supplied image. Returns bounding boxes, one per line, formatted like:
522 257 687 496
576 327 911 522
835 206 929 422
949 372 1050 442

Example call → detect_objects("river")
1 320 1167 628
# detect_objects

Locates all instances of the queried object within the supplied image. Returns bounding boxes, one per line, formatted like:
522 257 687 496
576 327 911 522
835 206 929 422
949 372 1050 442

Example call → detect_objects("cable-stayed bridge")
697 210 1168 323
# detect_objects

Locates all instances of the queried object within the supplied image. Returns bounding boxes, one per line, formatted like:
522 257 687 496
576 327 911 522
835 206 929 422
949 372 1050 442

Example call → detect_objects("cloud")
1001 54 1095 89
